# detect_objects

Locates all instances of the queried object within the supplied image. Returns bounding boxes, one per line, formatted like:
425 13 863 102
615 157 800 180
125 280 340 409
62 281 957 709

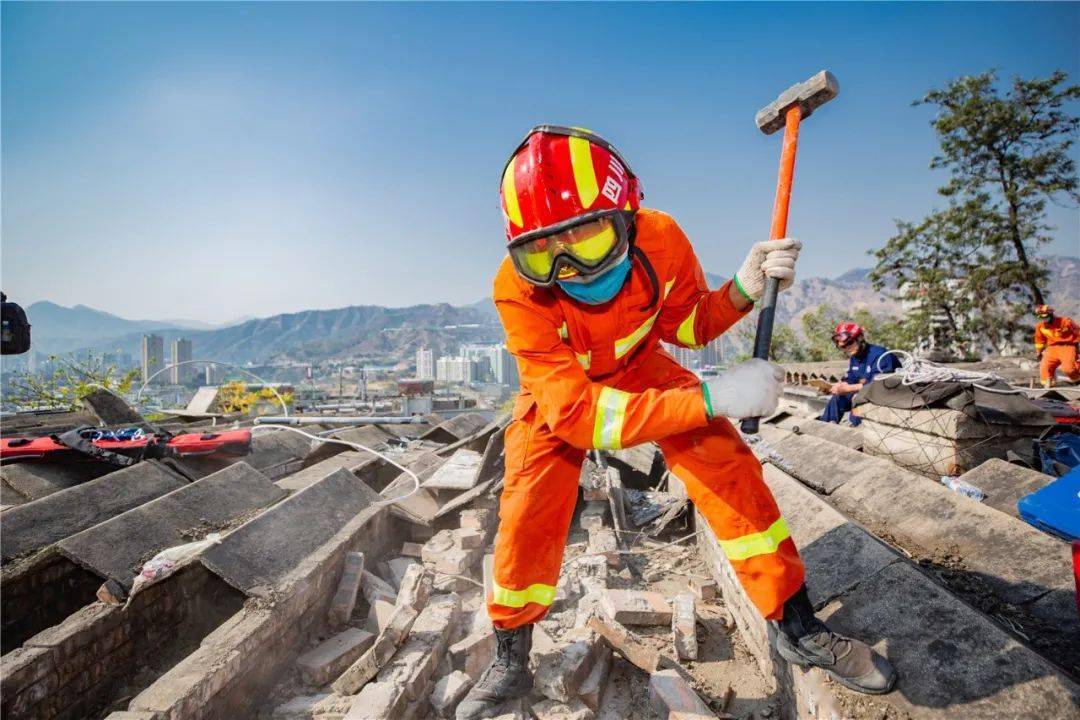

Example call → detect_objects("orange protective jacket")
1034 316 1080 352
493 208 750 451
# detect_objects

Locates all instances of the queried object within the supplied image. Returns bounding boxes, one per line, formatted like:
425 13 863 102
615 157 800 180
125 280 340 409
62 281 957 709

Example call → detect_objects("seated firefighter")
1034 304 1080 388
819 322 900 426
455 126 897 720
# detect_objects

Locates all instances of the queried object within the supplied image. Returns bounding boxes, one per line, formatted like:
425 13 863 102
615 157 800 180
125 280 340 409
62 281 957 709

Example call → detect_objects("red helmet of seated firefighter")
832 322 864 349
500 126 644 303
1035 304 1055 320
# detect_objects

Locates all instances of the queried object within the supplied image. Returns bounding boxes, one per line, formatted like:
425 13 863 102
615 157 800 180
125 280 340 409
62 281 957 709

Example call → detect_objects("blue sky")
3 2 1078 321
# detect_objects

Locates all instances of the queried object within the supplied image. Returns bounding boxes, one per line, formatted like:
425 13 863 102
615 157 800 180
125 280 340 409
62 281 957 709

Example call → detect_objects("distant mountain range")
19 256 1078 367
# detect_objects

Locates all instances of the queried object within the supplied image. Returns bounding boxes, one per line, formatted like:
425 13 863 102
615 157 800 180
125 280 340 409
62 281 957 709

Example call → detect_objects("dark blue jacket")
844 343 899 386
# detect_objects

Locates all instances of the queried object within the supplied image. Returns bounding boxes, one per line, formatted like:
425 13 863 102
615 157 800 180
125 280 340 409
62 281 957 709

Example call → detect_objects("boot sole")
776 642 897 696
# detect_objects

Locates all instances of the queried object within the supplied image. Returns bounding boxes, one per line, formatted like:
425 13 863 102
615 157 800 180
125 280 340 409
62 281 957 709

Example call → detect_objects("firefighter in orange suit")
457 127 896 719
1034 305 1080 388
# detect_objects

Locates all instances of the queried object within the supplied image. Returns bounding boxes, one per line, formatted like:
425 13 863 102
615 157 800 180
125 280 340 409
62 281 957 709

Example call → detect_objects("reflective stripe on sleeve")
576 351 591 370
491 580 557 608
676 306 701 348
593 386 630 450
718 518 792 562
614 279 676 359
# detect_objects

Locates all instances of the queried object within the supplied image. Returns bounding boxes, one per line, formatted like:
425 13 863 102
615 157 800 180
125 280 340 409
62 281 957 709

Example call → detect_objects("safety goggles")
833 335 858 349
508 210 631 287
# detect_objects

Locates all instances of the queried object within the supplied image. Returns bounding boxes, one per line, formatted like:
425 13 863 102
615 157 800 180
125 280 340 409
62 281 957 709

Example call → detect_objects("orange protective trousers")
1041 344 1079 385
488 349 805 629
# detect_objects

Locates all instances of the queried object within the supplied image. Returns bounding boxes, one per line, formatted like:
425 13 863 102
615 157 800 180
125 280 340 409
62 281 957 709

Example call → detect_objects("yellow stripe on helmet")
502 158 523 228
569 136 600 209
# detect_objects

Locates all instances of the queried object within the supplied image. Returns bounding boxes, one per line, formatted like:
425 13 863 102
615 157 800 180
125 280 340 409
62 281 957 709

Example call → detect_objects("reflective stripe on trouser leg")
488 403 585 629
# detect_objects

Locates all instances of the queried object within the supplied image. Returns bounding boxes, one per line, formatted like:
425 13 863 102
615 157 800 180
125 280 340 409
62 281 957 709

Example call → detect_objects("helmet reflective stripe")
569 136 600 208
502 159 523 229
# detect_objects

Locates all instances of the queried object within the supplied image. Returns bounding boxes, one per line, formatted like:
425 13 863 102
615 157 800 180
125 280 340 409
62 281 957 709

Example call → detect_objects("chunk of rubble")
576 645 612 712
672 592 698 661
328 552 365 627
296 627 375 685
586 527 621 568
361 570 397 605
691 577 718 601
532 697 596 720
531 628 607 703
648 668 718 719
586 611 660 674
429 670 473 718
598 589 672 626
388 557 419 590
578 501 608 531
448 628 495 680
425 449 483 490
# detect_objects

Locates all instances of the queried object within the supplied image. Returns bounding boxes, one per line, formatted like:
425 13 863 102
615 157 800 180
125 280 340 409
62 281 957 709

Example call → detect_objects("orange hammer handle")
741 104 802 434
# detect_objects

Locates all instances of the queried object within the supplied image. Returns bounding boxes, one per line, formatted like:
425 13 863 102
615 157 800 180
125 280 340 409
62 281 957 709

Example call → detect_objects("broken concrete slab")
328 551 365 626
380 452 446 525
772 414 863 450
957 458 1054 519
275 450 381 493
1 461 187 563
296 627 375 685
424 449 483 490
303 425 396 467
389 557 420 590
598 589 671 626
201 468 380 596
80 388 146 426
57 462 285 587
362 570 398 605
368 598 396 634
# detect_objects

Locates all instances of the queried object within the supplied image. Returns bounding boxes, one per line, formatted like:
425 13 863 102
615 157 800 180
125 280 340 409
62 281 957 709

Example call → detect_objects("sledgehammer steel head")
755 70 839 135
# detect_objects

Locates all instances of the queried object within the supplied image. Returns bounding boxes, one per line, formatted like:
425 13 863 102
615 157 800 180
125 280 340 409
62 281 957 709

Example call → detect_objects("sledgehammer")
741 70 839 435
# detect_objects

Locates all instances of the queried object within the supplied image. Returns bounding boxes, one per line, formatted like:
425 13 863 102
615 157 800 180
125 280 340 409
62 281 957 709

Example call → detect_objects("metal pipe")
254 415 423 426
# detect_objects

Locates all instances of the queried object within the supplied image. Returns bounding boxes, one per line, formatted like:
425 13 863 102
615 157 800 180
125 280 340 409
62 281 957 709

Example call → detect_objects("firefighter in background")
1034 305 1080 388
456 127 896 720
819 323 900 426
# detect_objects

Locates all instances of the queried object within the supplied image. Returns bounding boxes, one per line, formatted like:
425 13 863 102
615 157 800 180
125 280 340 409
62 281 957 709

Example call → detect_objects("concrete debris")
328 552 365 627
586 527 620 568
531 630 607 703
598 589 672 626
361 570 397 605
532 697 596 720
296 627 375 685
649 668 717 719
690 577 718 601
429 670 472 718
424 449 483 490
586 611 661 674
448 629 495 680
672 592 698 661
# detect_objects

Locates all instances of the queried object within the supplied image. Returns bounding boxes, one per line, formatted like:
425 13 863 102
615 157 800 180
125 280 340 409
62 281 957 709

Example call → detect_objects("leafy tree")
873 70 1078 351
216 381 261 415
918 70 1078 305
4 353 139 410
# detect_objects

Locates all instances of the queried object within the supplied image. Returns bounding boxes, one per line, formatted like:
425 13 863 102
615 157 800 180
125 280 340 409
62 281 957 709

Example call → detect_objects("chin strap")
629 235 660 312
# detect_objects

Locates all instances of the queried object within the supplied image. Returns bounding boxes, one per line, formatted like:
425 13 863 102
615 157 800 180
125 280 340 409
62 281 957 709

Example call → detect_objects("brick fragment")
332 603 420 694
361 570 396 605
579 502 608 531
691 577 718 601
672 592 698 661
599 589 672 626
421 529 457 564
401 542 424 558
396 563 431 610
344 680 406 719
454 527 484 550
586 612 661 674
328 552 365 626
532 698 596 720
367 599 395 634
459 508 494 532
429 670 473 718
431 548 476 576
389 557 419 590
449 629 495 680
531 630 606 703
577 645 612 712
296 628 375 685
648 668 716 719
586 527 621 568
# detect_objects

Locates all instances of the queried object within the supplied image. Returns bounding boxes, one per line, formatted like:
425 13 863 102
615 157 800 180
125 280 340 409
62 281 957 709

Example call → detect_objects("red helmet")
500 126 643 286
1035 304 1054 318
832 322 864 347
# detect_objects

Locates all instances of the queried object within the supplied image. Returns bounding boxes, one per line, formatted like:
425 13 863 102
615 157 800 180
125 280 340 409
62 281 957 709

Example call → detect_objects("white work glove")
702 359 785 419
733 238 802 302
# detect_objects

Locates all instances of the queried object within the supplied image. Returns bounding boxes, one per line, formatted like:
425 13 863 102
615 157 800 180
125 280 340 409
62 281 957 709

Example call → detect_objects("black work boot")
455 625 533 720
773 587 897 695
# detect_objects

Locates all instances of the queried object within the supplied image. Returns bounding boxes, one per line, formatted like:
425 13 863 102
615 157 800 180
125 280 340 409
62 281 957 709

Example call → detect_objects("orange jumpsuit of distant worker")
1035 315 1080 387
489 208 805 629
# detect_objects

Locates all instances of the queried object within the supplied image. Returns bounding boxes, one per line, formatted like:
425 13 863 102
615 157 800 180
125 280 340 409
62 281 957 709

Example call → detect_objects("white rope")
877 349 1022 395
250 424 421 508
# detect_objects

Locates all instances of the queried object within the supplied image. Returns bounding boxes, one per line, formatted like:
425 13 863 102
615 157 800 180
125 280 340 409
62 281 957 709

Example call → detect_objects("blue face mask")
557 256 632 305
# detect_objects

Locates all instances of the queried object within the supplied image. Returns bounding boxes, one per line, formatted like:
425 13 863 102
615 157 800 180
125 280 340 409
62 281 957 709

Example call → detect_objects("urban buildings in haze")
170 338 193 384
416 348 435 381
141 334 165 384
